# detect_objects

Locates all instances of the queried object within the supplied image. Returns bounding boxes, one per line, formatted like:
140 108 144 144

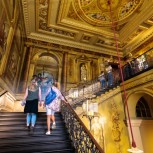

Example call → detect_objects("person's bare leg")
47 115 51 131
51 115 55 123
51 115 56 129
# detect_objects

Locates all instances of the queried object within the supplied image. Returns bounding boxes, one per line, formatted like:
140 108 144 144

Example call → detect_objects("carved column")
58 66 62 90
87 61 92 81
62 52 68 92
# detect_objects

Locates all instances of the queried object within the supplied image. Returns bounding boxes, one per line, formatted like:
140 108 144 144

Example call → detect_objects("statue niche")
80 63 87 82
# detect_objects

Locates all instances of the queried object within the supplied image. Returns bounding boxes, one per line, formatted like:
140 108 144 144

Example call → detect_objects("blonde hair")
29 79 38 91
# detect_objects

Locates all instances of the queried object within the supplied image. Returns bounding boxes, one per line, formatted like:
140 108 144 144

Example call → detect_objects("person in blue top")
98 71 106 90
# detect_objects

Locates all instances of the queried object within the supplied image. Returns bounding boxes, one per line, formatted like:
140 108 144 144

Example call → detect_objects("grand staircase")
0 112 75 153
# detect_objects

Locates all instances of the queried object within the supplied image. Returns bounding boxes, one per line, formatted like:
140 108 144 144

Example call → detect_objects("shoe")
26 125 30 130
52 123 56 129
46 131 51 135
31 126 35 131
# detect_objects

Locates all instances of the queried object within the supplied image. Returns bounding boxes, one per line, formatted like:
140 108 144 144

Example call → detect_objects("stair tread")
0 124 66 131
34 148 75 153
0 120 65 125
0 130 69 138
0 141 74 153
0 135 71 145
0 139 72 147
0 112 75 152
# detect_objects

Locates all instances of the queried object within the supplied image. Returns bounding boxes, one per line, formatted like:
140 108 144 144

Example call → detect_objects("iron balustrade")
61 102 104 153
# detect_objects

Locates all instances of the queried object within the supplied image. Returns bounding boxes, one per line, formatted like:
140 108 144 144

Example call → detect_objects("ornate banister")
61 103 104 153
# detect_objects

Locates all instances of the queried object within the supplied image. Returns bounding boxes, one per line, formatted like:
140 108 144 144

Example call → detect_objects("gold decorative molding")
145 85 153 92
123 69 153 90
27 33 123 57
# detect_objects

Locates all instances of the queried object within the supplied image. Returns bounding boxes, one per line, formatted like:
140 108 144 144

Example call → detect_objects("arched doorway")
34 54 59 81
127 92 153 153
28 50 63 89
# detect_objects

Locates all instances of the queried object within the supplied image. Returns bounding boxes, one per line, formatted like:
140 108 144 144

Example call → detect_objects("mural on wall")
0 0 15 61
5 40 19 84
0 9 10 63
91 116 105 150
99 95 130 153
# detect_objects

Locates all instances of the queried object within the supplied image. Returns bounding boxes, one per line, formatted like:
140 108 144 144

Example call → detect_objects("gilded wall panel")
5 39 20 89
99 94 130 153
14 12 25 54
66 52 100 90
67 54 76 83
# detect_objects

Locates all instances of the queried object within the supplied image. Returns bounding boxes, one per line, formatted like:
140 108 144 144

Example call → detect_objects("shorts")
46 105 55 115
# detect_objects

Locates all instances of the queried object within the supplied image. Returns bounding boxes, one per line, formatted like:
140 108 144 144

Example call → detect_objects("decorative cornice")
124 27 153 56
22 0 30 35
28 32 123 57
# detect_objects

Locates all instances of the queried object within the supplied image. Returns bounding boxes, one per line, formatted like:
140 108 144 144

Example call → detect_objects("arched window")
136 97 151 118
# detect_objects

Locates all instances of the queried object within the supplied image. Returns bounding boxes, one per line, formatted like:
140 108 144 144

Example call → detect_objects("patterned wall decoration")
67 2 82 21
81 35 91 42
99 94 130 153
37 0 76 39
111 99 122 152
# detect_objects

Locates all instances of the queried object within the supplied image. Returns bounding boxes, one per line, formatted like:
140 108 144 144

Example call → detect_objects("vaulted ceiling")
22 0 153 58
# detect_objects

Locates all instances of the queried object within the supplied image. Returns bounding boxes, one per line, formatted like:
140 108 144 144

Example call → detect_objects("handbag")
45 87 57 105
48 100 60 112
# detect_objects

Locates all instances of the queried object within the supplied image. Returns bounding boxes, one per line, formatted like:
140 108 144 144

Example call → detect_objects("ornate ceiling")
22 0 153 57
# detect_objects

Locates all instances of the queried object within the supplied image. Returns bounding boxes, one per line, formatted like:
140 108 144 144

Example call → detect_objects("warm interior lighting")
107 0 143 151
82 98 99 130
99 116 106 128
128 147 143 153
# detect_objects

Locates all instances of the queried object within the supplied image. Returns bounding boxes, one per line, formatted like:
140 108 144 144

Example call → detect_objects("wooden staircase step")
0 129 69 138
0 112 75 152
0 135 71 145
0 124 66 131
0 140 74 153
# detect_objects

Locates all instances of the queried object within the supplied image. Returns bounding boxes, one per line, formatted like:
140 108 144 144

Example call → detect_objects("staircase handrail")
63 78 99 97
63 78 100 105
61 102 104 153
0 90 7 97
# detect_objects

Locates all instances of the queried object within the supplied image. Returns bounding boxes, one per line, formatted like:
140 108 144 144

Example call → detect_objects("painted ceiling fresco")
22 0 153 57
